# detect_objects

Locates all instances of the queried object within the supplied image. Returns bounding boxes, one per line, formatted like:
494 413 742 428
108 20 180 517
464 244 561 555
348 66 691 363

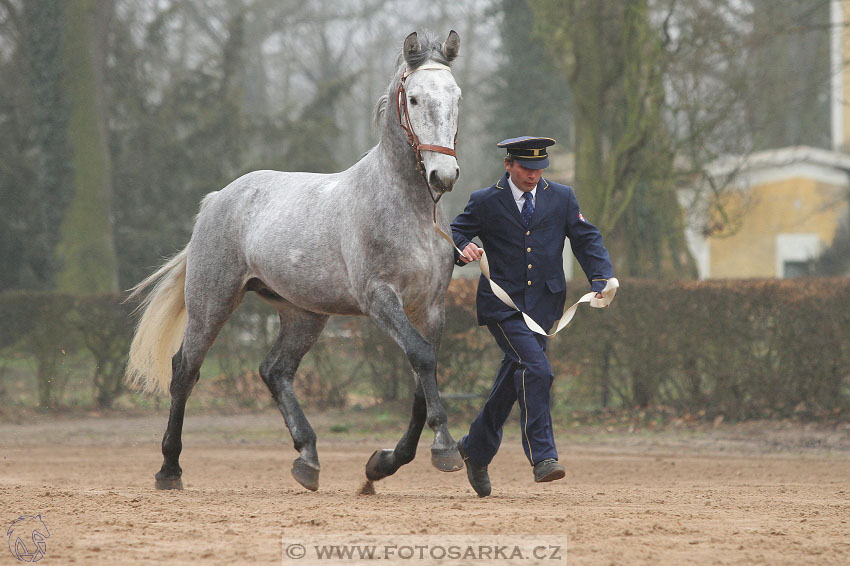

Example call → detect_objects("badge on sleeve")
578 212 587 222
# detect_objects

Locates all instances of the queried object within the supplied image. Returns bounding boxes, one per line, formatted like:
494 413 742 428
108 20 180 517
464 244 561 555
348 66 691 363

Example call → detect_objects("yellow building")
682 146 850 279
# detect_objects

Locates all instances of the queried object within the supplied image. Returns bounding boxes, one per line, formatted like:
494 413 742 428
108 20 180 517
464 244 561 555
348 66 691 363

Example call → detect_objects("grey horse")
126 30 465 491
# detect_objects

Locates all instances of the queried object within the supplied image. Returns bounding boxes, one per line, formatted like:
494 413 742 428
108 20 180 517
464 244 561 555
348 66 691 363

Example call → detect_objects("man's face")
505 159 542 192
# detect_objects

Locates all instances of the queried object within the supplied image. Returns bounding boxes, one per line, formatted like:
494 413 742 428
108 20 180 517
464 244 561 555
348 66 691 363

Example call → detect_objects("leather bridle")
395 62 458 203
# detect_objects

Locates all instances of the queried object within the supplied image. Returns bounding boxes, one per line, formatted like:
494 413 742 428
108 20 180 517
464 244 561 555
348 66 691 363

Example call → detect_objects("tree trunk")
21 0 72 289
55 0 118 293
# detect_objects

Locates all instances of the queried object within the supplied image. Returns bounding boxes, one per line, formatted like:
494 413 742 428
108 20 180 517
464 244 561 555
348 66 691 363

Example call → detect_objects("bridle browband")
395 62 458 205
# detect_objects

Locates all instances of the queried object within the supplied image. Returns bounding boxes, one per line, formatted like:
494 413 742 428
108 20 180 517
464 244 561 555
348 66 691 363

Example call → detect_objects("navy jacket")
452 173 613 330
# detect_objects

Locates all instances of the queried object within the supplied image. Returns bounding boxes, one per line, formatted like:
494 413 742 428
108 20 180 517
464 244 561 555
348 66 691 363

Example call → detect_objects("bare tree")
531 0 836 277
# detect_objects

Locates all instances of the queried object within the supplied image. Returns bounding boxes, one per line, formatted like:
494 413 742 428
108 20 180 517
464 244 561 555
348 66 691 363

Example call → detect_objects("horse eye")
409 96 418 106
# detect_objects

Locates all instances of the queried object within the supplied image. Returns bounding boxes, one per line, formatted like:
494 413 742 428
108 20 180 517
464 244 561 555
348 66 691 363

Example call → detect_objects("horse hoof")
431 446 464 472
291 457 319 491
154 476 184 490
365 449 394 481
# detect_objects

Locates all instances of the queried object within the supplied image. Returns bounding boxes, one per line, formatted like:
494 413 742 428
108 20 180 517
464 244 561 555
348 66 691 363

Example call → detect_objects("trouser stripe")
496 322 533 465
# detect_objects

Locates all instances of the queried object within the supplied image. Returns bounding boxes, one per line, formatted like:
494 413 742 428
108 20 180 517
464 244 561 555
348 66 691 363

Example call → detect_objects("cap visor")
515 157 549 170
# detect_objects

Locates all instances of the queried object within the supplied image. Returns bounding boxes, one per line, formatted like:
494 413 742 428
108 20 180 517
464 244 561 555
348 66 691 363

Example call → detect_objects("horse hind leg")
155 284 245 490
259 306 328 492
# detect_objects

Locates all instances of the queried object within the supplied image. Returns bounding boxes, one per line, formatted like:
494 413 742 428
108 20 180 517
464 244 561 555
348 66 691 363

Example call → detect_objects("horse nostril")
454 167 459 181
428 169 455 192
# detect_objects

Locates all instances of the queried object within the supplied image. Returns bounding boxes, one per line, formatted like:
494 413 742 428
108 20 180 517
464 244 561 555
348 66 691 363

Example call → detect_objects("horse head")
398 30 462 194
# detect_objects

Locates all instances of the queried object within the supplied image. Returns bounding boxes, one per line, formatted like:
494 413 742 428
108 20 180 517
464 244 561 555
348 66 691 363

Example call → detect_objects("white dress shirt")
508 176 536 212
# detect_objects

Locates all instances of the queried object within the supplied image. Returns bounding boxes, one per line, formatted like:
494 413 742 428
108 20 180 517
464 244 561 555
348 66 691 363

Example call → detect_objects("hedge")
546 278 850 419
1 278 848 418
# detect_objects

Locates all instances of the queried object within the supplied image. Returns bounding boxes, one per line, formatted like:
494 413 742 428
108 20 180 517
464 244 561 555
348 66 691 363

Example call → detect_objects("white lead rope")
434 220 619 337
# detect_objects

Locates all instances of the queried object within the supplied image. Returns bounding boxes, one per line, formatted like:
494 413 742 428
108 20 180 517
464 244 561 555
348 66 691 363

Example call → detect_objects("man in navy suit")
452 136 614 497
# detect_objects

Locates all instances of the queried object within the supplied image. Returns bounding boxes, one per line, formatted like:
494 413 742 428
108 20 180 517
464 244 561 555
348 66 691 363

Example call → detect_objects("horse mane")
374 31 453 126
374 95 389 127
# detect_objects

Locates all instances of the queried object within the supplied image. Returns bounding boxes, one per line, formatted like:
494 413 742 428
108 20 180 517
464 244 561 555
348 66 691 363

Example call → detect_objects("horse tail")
125 246 189 394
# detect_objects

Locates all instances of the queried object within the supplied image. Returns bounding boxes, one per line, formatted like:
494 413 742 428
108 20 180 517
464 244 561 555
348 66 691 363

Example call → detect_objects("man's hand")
595 292 604 299
459 243 483 263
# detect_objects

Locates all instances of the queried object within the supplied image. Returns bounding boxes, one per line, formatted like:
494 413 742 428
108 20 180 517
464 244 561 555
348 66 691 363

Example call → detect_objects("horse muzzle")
428 167 459 193
424 154 459 193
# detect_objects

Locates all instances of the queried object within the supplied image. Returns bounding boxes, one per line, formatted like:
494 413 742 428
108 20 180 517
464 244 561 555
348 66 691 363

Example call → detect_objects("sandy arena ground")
1 410 848 565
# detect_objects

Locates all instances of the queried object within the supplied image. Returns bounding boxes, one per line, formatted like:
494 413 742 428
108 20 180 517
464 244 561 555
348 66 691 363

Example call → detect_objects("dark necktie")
521 192 534 227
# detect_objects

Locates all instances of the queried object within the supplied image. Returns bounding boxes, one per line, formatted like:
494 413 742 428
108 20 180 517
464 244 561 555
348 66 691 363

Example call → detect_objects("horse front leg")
364 286 463 478
366 383 427 480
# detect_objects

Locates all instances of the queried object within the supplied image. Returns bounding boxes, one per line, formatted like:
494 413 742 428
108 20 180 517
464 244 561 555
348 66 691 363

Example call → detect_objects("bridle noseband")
395 62 458 204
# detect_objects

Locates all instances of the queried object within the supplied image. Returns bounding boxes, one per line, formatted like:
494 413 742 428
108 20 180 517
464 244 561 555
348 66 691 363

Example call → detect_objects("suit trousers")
462 313 558 467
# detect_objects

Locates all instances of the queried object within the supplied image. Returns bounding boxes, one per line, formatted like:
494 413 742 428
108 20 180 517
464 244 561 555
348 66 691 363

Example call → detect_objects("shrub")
0 291 76 408
72 293 135 408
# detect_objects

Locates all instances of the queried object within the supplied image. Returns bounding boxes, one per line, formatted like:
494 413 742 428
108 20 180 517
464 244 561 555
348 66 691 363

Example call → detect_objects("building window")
783 260 813 278
776 233 820 278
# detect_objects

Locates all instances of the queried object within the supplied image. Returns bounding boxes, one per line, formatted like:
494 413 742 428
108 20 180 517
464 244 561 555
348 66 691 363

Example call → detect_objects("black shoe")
533 458 565 483
458 442 491 497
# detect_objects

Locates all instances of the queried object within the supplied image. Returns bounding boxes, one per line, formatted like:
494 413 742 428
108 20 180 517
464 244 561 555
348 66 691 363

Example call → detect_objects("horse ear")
403 32 422 67
443 30 460 62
